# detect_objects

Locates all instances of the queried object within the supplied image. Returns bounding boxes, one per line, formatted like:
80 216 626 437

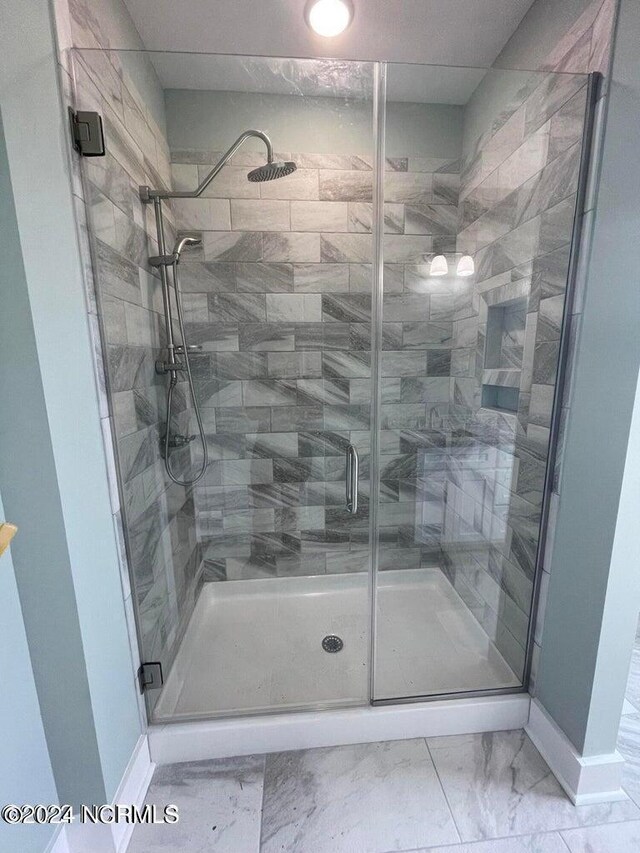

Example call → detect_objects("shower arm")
140 129 274 202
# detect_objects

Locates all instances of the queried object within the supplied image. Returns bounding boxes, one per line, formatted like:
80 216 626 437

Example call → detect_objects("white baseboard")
149 694 530 765
526 698 626 805
111 735 155 852
64 734 154 853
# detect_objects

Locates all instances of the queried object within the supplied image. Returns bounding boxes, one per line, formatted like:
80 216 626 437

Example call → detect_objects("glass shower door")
372 62 591 701
175 56 378 717
74 47 378 720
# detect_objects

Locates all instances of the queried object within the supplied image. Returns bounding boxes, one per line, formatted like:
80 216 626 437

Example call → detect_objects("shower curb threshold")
148 694 530 765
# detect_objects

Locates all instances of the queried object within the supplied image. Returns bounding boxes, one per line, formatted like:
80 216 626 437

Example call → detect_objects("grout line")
381 829 571 853
558 830 574 851
257 752 268 853
620 782 640 811
384 820 640 853
423 737 463 845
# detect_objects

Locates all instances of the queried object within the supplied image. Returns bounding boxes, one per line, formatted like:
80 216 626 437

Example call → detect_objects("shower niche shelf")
481 383 520 414
482 297 526 414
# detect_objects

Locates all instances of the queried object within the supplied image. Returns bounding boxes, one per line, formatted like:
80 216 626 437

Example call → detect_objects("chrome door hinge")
68 108 105 157
138 661 164 693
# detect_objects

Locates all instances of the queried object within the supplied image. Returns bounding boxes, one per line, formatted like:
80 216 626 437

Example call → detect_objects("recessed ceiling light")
305 0 353 37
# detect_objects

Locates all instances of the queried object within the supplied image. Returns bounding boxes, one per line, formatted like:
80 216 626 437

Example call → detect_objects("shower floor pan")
153 568 519 722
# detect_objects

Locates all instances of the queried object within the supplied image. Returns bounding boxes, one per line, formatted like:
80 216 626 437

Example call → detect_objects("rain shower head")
247 160 297 183
141 131 295 201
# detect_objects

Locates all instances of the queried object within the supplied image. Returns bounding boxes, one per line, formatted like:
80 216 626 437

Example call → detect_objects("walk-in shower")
72 47 597 725
141 130 298 486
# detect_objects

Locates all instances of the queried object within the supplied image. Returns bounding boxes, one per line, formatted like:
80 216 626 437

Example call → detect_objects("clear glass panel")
73 44 592 717
373 63 589 701
73 49 376 720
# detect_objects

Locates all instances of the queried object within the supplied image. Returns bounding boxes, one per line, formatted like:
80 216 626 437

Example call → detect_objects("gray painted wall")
164 90 463 158
0 0 141 806
535 0 640 756
586 369 640 752
0 102 106 808
0 489 59 853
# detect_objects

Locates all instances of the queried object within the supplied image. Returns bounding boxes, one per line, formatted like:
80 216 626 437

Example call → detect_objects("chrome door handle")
346 444 359 514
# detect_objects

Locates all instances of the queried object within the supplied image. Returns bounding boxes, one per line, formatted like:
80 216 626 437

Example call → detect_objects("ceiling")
123 0 536 69
149 53 488 104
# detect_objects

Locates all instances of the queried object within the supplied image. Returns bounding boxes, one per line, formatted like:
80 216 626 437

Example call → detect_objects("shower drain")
322 635 344 653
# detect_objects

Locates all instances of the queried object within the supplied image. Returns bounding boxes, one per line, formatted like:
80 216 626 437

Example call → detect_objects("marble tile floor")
128 619 640 853
153 568 519 721
127 730 640 853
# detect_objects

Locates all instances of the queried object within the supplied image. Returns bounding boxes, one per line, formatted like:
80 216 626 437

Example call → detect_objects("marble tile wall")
170 150 459 579
77 57 204 705
55 0 204 715
440 0 616 680
377 157 460 572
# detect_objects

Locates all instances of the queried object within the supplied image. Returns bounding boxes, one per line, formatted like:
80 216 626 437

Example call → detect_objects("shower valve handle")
169 434 196 448
155 358 186 375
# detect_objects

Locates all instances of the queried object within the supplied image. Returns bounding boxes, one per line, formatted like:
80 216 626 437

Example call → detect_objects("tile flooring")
128 623 640 853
